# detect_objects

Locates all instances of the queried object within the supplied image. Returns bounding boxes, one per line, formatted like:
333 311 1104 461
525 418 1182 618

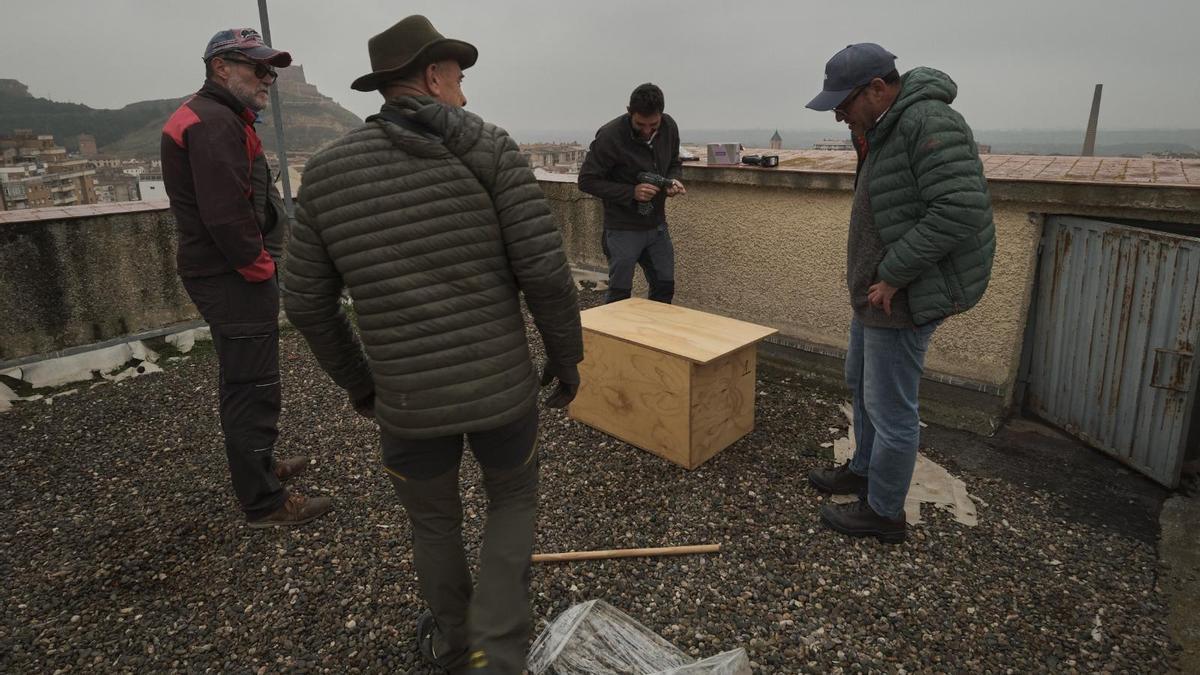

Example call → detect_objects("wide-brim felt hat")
351 15 478 92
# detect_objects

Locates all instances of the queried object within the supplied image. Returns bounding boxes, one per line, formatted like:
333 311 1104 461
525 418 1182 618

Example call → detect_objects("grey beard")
228 80 266 112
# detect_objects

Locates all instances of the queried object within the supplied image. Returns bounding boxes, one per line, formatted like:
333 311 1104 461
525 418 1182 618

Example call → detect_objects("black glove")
539 362 580 409
351 390 376 420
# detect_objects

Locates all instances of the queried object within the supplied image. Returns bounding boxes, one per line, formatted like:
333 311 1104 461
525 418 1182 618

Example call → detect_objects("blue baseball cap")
806 43 897 111
203 28 292 67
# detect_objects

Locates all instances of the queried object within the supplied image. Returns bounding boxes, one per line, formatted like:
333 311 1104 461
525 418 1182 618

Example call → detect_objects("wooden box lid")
580 298 778 365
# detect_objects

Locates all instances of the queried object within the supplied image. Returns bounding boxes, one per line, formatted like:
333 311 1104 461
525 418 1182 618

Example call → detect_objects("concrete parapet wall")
3 164 1198 429
0 203 196 362
541 164 1200 418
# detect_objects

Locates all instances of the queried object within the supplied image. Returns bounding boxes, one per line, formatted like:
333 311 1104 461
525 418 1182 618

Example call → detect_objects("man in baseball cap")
160 28 331 529
804 44 996 544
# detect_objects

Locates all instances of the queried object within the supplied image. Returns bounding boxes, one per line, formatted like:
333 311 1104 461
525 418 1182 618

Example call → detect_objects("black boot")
819 499 906 544
416 611 469 672
808 461 868 495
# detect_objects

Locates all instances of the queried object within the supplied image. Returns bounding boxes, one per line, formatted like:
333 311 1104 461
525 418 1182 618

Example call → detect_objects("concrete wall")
0 205 196 362
3 168 1197 431
542 165 1200 422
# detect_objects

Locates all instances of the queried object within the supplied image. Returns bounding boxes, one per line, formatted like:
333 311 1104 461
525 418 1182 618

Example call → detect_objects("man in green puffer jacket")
282 15 582 674
804 44 995 544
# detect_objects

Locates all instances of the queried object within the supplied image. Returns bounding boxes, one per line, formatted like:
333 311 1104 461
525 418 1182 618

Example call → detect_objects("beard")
228 77 268 112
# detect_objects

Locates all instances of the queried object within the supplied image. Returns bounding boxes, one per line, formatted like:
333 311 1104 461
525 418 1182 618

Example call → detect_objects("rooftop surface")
0 290 1174 672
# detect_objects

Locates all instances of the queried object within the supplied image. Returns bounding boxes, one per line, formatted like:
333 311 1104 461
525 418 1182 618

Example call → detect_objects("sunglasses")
834 83 870 118
219 56 278 82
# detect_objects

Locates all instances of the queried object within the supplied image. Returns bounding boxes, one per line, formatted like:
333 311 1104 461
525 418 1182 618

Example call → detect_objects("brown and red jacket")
161 80 285 281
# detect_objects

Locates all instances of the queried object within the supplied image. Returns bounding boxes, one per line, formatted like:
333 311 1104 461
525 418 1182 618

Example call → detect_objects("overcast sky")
2 0 1197 135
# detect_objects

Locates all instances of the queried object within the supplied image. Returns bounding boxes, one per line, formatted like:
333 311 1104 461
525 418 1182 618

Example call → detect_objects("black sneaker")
808 461 868 495
819 499 906 544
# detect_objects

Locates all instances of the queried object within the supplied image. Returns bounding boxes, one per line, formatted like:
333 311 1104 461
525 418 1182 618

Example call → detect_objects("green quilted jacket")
864 67 996 324
283 96 582 439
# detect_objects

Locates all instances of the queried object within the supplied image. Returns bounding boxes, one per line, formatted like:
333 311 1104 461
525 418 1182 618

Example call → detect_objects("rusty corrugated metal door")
1027 216 1200 487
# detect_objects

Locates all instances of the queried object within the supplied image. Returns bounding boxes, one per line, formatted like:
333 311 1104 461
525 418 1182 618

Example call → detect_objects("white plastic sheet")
528 600 749 675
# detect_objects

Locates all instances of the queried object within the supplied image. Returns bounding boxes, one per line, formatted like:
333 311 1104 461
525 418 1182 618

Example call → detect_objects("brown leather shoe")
247 491 332 529
274 456 311 482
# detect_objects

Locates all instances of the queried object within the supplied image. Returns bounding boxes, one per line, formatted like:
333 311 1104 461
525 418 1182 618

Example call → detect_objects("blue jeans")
603 224 675 304
846 317 941 518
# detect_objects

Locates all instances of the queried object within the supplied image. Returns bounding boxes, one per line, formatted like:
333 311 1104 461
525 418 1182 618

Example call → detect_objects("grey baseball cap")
806 43 897 111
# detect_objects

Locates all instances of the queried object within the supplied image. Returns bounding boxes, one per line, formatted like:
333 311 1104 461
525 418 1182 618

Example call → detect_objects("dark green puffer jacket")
865 67 996 324
283 96 582 439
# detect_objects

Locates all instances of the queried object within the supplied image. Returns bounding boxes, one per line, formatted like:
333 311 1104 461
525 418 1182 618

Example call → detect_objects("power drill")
635 171 673 215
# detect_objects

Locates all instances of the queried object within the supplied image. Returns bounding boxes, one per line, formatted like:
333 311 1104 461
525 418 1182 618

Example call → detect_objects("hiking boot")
819 499 906 544
417 610 469 672
274 456 310 482
247 491 331 529
808 461 868 495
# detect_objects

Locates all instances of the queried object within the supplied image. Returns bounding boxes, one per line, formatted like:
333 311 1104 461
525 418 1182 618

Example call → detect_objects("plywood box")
569 298 778 469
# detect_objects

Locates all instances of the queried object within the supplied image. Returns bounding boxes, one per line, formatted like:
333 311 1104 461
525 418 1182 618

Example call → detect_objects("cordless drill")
635 171 673 215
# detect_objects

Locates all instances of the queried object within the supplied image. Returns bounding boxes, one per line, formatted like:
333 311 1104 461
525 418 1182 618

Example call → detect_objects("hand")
634 183 661 203
351 391 376 420
539 362 580 409
666 179 686 197
868 280 899 316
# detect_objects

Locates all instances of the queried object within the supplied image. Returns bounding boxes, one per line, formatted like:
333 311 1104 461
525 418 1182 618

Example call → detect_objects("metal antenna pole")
257 0 294 217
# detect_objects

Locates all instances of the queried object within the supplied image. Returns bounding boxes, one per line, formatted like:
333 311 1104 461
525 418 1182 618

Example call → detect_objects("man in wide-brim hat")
283 15 582 674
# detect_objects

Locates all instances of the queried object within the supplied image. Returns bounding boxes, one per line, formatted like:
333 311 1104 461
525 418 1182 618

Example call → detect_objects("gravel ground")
0 290 1175 673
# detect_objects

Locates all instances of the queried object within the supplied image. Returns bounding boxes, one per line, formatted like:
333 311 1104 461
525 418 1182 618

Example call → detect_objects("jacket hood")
871 67 957 141
371 96 484 157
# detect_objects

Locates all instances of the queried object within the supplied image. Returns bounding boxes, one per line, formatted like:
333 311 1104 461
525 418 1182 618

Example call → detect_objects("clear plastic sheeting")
528 600 750 675
653 651 751 675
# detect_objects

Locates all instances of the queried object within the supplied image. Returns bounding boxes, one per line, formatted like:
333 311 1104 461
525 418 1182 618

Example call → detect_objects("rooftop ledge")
544 150 1200 224
0 199 171 225
4 151 1199 226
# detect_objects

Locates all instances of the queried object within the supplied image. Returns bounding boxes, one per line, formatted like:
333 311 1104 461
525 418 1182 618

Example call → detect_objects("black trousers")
381 405 540 674
181 272 286 519
602 224 675 304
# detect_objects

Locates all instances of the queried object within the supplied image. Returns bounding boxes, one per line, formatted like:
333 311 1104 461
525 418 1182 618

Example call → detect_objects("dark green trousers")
383 406 539 674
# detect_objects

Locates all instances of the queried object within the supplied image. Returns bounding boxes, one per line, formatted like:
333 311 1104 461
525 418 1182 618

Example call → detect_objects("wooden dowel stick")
531 543 721 563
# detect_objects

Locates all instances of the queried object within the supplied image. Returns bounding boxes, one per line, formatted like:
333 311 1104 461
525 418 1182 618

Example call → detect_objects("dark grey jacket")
283 96 582 439
578 113 682 230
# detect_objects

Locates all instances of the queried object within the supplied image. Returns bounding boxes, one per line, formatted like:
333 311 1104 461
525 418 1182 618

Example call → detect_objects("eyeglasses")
834 83 869 119
219 56 278 82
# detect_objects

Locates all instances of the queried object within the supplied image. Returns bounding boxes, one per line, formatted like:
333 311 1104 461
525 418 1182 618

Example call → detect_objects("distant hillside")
0 79 182 151
0 67 362 158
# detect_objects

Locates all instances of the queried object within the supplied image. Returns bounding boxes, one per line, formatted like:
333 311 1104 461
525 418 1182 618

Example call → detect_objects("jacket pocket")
938 259 965 311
